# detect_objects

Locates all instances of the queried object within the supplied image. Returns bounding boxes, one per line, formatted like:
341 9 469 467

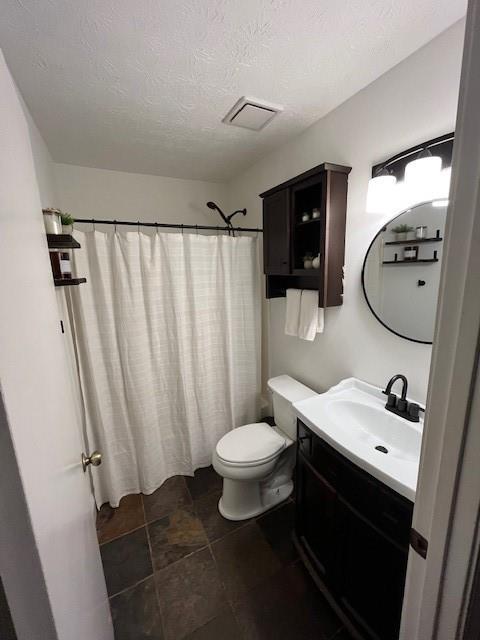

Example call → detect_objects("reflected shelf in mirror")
384 236 443 246
362 199 448 344
382 258 439 265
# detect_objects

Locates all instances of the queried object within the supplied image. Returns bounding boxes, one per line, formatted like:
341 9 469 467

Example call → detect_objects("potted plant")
391 224 414 241
60 212 75 234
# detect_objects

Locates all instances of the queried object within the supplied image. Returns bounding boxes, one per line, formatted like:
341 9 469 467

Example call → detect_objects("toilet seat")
216 423 286 467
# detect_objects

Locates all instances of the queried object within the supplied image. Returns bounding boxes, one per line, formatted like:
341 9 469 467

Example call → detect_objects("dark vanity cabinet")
260 163 351 306
295 421 413 640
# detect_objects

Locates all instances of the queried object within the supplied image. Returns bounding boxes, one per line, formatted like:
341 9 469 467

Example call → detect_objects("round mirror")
362 200 448 344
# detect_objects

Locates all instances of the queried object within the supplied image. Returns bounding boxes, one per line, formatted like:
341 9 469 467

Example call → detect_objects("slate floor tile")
143 477 192 523
183 608 243 640
256 501 298 565
97 494 145 545
101 476 348 640
185 466 222 500
110 577 163 640
233 562 342 640
155 547 228 640
148 505 208 571
101 527 152 596
211 522 282 601
193 491 246 543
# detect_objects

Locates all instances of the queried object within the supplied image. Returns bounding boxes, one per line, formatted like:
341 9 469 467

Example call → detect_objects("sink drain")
375 445 388 454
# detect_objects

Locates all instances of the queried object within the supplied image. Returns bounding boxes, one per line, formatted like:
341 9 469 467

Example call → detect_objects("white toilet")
212 375 317 520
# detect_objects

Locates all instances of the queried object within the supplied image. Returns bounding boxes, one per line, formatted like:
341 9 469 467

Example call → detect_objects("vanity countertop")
293 377 423 501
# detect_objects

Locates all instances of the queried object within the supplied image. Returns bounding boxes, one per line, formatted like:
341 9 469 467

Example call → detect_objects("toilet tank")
267 375 317 439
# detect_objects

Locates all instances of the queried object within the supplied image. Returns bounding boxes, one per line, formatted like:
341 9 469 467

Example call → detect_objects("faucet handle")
408 403 420 420
386 393 397 408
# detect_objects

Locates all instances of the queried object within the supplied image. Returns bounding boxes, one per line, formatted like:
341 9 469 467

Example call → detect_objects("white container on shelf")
43 209 62 234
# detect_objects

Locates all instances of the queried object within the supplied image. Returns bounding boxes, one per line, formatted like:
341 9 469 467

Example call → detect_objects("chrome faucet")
383 374 420 422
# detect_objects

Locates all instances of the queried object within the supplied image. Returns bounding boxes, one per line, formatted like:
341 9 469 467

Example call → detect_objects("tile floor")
97 466 353 640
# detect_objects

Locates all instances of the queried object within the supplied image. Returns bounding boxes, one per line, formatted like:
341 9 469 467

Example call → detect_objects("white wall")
227 19 465 404
22 100 56 208
54 163 228 229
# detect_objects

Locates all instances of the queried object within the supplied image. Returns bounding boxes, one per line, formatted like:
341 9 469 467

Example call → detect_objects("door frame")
400 1 480 637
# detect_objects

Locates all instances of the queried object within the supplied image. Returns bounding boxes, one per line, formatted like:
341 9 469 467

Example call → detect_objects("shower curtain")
68 230 260 507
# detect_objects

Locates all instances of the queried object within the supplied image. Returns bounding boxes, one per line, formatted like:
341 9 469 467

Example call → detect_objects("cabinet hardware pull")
410 528 428 559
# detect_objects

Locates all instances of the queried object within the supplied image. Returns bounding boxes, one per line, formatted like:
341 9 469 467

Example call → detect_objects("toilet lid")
216 423 286 465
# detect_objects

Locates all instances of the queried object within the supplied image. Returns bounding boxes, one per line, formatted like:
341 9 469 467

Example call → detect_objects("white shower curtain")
68 230 260 507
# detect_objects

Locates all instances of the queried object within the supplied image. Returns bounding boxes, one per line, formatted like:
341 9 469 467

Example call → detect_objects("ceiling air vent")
222 97 282 131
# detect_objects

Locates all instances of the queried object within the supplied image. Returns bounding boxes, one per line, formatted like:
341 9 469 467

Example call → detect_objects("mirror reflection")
362 200 447 343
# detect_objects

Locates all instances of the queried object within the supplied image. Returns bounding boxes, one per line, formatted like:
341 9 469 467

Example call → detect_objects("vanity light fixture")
366 166 397 214
404 147 442 204
367 133 454 215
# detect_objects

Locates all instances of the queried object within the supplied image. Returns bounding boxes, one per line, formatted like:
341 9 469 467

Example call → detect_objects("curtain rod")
74 218 263 233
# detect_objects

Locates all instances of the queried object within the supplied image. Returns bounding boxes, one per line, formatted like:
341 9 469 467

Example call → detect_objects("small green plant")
392 224 413 234
60 212 74 226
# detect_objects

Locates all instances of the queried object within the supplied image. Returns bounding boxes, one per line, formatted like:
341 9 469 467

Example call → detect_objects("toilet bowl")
213 375 317 520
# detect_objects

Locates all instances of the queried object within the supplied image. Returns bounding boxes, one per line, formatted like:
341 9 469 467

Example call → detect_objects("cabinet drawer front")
297 420 413 546
337 496 408 640
296 452 339 585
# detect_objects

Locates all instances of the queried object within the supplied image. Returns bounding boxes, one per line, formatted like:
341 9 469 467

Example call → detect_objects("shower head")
206 201 247 233
206 201 229 226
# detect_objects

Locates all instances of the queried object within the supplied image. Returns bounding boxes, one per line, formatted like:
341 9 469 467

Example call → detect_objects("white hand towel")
317 307 324 334
285 289 301 336
298 290 319 341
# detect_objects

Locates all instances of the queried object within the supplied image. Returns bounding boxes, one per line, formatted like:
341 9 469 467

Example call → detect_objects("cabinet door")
295 452 338 586
263 189 290 274
336 497 408 640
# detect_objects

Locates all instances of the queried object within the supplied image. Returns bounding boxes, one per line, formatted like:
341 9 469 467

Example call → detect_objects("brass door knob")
82 451 102 472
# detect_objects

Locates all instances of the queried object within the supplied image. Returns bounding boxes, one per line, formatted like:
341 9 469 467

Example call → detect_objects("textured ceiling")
0 0 466 182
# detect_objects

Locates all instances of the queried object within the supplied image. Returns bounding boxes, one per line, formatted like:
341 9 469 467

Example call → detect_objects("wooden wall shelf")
295 218 321 228
292 268 321 277
54 278 87 287
47 234 81 250
384 236 442 246
382 258 439 265
260 162 351 307
47 232 86 286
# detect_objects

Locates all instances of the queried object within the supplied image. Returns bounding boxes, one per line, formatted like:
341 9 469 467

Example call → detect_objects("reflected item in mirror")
403 246 418 261
415 225 428 239
362 200 447 344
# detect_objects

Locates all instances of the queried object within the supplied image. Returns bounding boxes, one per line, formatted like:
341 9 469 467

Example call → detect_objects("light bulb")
366 173 397 214
404 150 442 204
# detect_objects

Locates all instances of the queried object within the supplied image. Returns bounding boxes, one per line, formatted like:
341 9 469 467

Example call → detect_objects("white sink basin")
293 378 423 501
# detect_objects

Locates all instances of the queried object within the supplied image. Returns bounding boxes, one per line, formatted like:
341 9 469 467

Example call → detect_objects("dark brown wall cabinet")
295 421 413 640
260 162 351 306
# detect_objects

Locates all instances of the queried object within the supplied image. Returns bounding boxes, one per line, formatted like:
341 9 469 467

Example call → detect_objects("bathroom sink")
293 378 423 500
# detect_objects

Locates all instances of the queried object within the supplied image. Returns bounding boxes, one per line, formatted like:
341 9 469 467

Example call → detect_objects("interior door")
0 52 113 640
